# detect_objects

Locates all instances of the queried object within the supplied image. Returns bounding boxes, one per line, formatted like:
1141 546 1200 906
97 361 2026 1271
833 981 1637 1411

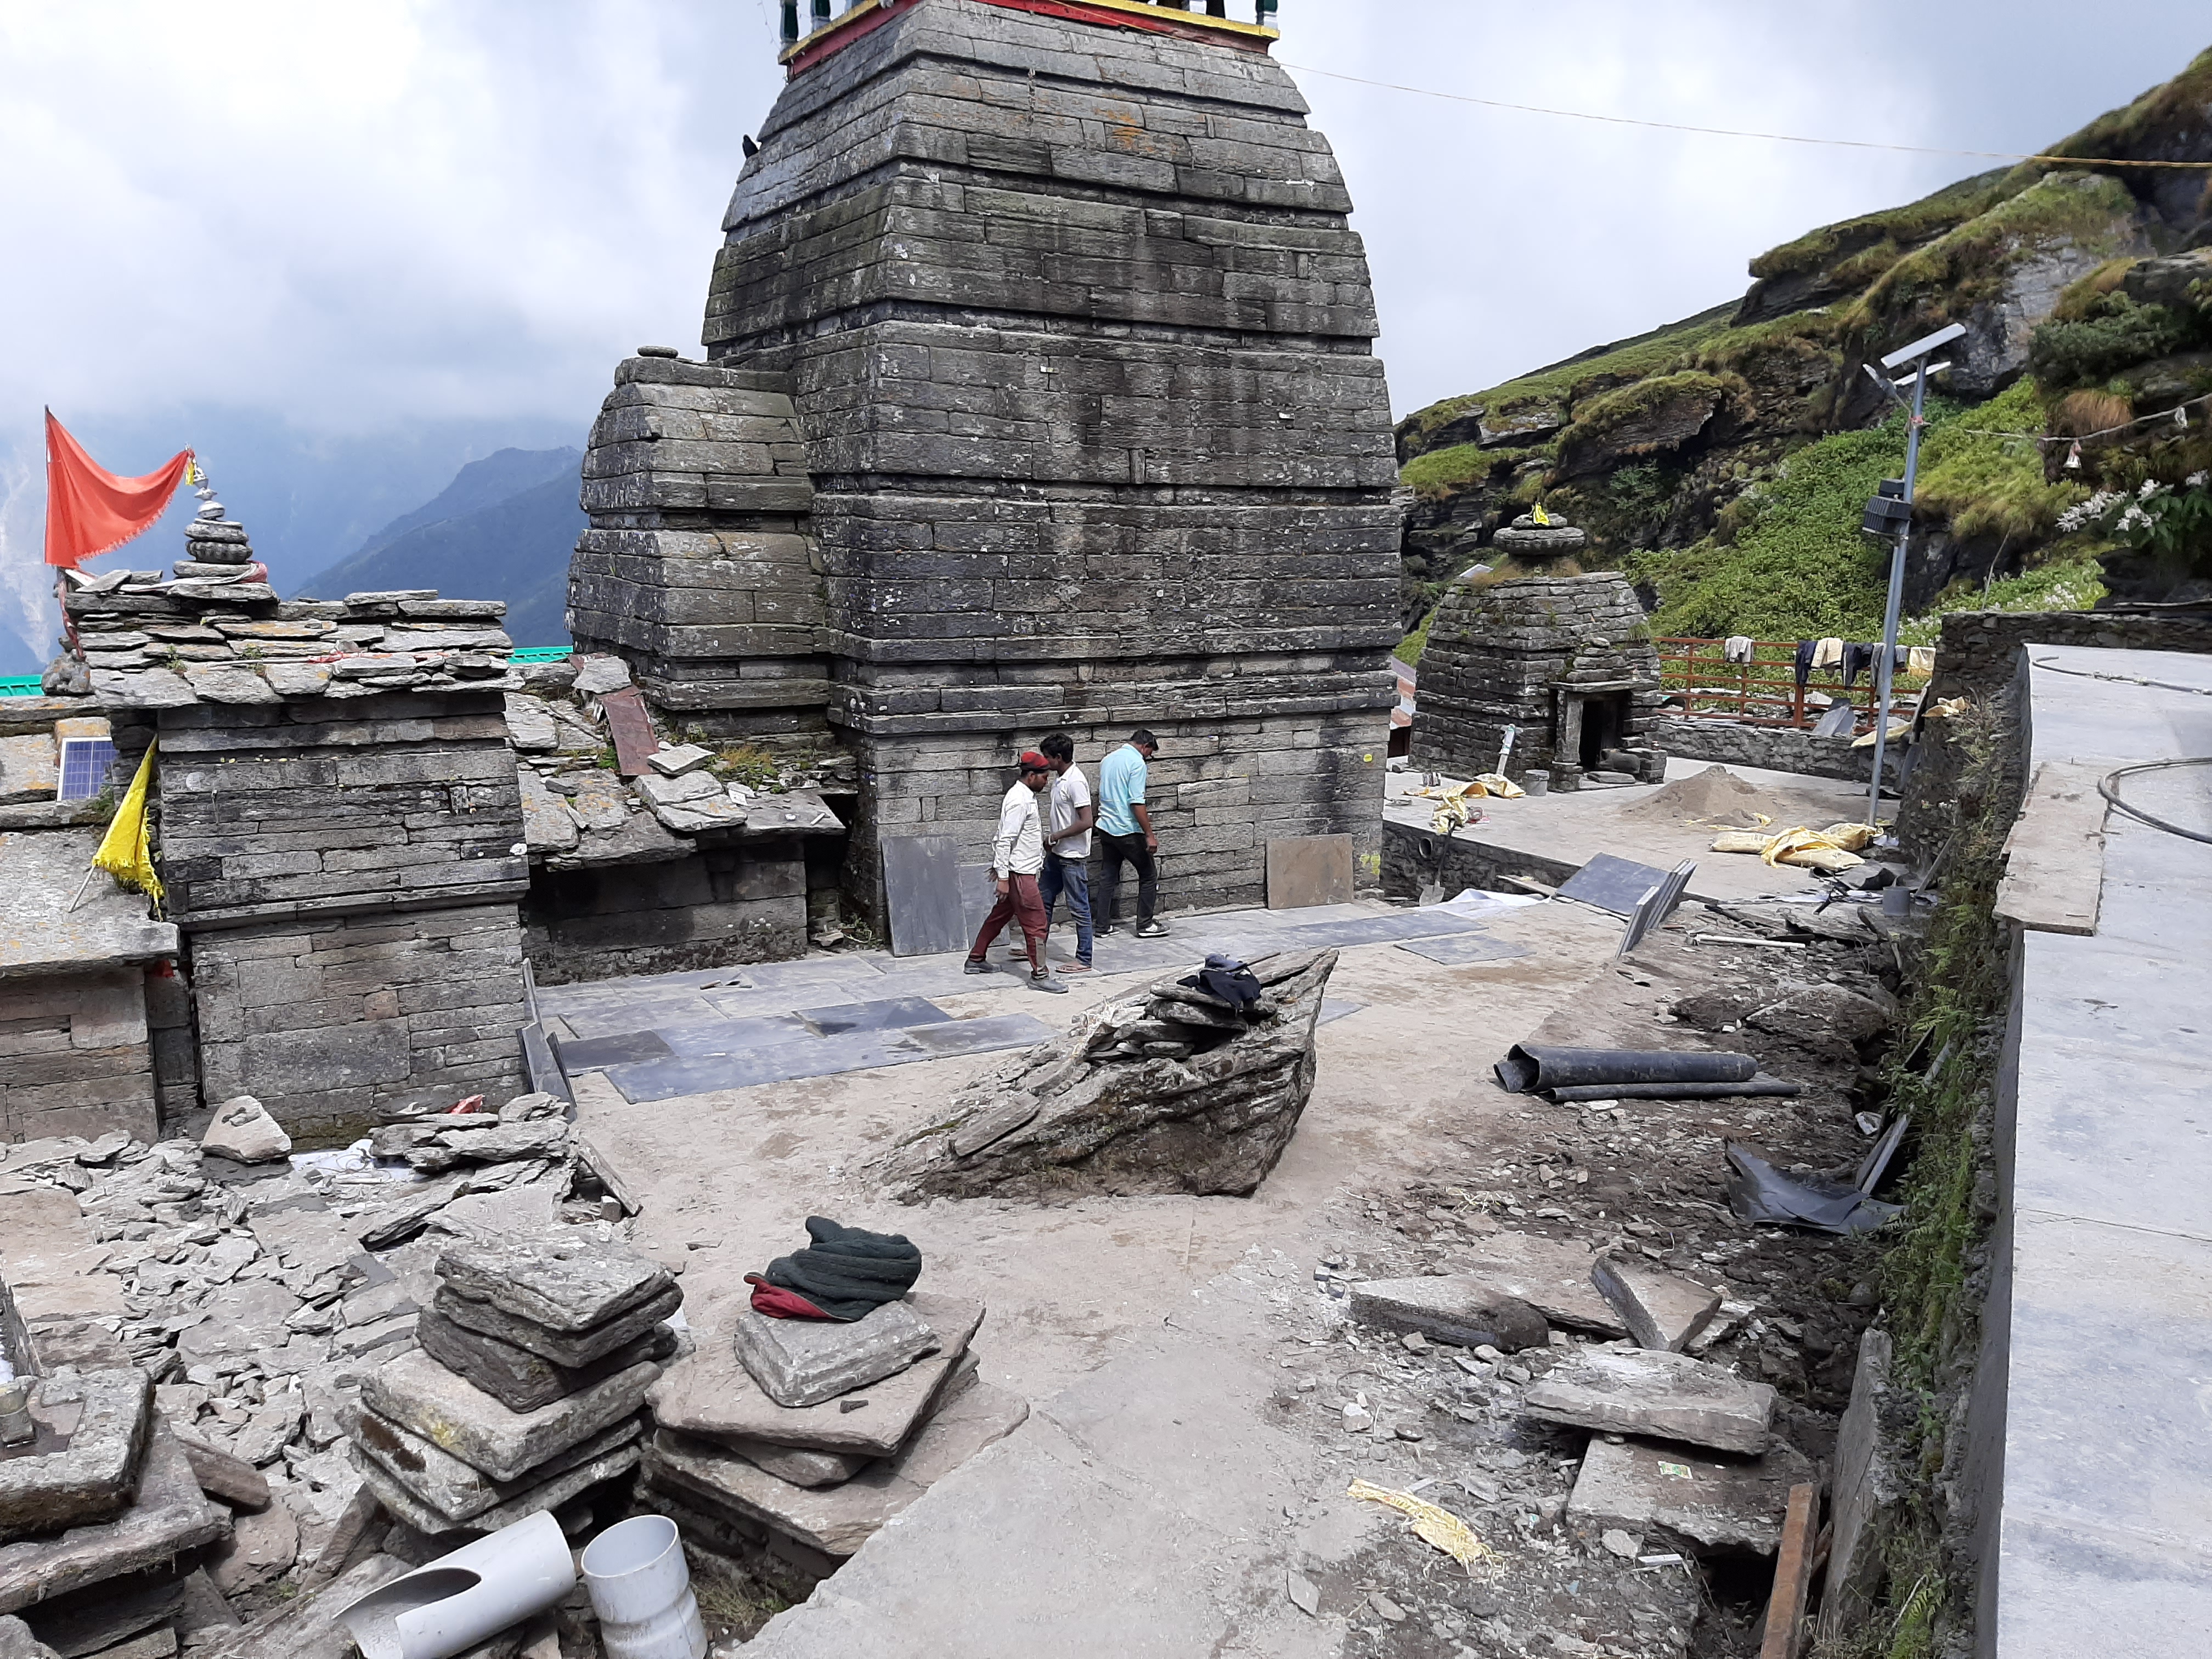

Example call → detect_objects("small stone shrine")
1410 514 1667 789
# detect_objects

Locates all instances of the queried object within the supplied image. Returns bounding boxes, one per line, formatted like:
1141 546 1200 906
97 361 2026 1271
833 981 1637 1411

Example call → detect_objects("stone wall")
189 906 528 1140
1412 571 1665 785
565 356 828 737
1379 815 1580 905
582 0 1402 927
0 969 159 1144
1925 607 2212 704
522 838 814 985
155 686 532 1135
1651 716 1901 786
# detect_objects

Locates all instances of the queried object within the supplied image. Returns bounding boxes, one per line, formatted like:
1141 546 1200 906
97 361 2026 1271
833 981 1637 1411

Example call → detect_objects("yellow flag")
92 742 163 909
1532 502 1551 526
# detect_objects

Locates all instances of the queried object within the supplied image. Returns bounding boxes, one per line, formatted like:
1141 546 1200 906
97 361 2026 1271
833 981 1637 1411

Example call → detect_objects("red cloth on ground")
44 411 192 569
745 1273 833 1320
968 871 1048 968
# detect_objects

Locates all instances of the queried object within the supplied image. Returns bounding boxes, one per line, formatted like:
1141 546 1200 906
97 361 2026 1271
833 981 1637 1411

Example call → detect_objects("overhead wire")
1276 61 2212 170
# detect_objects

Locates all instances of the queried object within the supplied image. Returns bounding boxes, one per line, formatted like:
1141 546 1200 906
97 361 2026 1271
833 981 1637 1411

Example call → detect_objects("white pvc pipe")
582 1516 707 1659
339 1510 577 1659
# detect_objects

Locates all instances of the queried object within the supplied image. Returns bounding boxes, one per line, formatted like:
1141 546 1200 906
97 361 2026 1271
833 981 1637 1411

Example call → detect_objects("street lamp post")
1859 321 1966 830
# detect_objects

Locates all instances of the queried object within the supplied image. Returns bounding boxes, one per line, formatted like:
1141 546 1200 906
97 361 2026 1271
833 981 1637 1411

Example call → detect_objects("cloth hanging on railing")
1723 635 1754 664
1842 643 1875 687
1908 645 1937 676
1811 637 1844 673
1795 640 1816 689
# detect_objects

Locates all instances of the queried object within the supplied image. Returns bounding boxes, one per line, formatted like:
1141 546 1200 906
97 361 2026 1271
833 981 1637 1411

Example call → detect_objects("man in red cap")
963 751 1068 993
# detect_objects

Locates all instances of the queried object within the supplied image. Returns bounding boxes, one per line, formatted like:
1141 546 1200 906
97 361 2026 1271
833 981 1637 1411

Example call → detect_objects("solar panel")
58 738 117 803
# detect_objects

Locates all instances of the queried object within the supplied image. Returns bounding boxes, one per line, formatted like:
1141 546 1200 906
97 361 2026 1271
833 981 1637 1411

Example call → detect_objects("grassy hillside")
1397 45 2212 647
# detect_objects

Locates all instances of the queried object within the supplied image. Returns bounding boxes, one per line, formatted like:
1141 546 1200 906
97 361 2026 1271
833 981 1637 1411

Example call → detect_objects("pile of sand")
1620 765 1779 828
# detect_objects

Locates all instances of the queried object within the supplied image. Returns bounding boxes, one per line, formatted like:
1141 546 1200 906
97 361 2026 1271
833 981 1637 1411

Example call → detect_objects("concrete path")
575 900 1626 1652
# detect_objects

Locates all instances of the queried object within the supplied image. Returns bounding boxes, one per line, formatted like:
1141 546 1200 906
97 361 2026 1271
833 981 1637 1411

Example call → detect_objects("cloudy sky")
0 1 2204 669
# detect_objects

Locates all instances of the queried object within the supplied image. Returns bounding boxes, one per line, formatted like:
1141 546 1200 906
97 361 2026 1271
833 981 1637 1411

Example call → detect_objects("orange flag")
43 410 193 569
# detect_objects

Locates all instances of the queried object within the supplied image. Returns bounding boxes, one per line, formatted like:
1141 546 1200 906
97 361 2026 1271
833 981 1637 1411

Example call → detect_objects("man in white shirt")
962 751 1067 993
1035 731 1094 973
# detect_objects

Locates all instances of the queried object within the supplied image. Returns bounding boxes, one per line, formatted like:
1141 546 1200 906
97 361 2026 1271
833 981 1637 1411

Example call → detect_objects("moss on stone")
2002 46 2212 187
1748 169 2016 286
1912 379 2085 541
1399 441 1536 503
1842 171 2143 338
2028 292 2200 389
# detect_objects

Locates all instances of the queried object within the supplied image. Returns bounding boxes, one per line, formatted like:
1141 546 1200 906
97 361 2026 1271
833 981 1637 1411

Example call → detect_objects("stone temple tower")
570 0 1401 921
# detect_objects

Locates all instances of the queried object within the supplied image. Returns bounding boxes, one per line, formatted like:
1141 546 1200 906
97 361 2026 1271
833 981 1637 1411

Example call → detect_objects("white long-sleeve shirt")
991 781 1045 877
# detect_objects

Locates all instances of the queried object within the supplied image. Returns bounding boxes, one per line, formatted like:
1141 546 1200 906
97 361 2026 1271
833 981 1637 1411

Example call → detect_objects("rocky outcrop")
878 949 1338 1203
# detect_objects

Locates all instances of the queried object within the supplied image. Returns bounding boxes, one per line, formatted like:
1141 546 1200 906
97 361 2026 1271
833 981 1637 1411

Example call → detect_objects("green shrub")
2027 291 2199 388
1912 379 2085 541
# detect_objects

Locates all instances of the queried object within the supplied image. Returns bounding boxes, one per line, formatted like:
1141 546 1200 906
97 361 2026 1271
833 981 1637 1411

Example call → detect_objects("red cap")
1018 750 1052 771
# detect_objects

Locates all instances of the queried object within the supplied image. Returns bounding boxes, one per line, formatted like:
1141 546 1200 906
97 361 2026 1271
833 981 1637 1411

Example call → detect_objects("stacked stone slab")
348 1235 679 1538
568 0 1401 924
566 355 827 733
642 1291 1025 1599
1411 559 1668 789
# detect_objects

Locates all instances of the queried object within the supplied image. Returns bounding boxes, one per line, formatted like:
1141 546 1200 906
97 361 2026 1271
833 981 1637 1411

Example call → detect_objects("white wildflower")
2188 471 2209 489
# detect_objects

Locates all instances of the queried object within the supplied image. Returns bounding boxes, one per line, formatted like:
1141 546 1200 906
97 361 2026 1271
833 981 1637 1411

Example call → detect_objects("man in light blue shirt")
1095 729 1165 938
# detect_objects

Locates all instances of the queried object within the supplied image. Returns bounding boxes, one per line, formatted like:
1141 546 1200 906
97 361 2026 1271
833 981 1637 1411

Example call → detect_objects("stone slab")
1394 932 1532 966
206 1551 407 1659
16 1565 188 1656
1264 835 1354 910
897 1014 1059 1059
359 1348 661 1484
709 1437 874 1492
352 1434 642 1541
640 1379 1029 1559
0 1372 151 1544
1523 1347 1775 1456
649 1295 984 1458
0 1429 229 1617
1556 853 1677 918
732 1300 940 1409
1442 1232 1724 1339
1590 1255 1723 1352
414 1305 675 1414
1816 1329 1896 1643
1567 1435 1816 1556
0 1190 126 1331
881 835 967 958
792 997 951 1039
1346 1278 1548 1352
435 1235 674 1336
341 1402 641 1524
1274 909 1487 949
431 1283 682 1371
549 1030 674 1073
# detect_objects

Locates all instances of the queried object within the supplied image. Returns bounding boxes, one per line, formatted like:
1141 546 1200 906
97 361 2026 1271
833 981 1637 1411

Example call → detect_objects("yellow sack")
1758 825 1865 872
1347 1479 1497 1573
91 742 163 909
1819 821 1879 853
1473 773 1525 799
1851 718 1912 750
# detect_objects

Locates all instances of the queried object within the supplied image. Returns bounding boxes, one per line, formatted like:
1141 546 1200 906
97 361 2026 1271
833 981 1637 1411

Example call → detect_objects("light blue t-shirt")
1097 743 1148 837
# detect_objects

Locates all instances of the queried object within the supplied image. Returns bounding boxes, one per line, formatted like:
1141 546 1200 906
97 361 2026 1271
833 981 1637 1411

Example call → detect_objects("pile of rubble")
641 1286 1025 1601
879 947 1339 1202
504 654 848 868
0 1085 650 1649
346 1234 679 1541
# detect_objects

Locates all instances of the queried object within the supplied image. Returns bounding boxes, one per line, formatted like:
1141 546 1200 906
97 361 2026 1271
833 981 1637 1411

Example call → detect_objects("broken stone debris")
0 1372 152 1543
1590 1254 1723 1352
1347 1278 1550 1352
878 949 1338 1201
196 1099 290 1166
0 1427 229 1617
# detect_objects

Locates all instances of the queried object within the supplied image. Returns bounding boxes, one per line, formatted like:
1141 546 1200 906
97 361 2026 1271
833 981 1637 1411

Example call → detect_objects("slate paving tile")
605 1031 927 1103
654 1014 815 1058
1276 910 1488 948
795 996 953 1037
550 1030 675 1073
1316 999 1365 1026
900 1014 1058 1057
1396 932 1533 966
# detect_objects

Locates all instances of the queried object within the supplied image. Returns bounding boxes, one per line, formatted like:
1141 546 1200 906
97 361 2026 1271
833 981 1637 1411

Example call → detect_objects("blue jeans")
1036 856 1094 965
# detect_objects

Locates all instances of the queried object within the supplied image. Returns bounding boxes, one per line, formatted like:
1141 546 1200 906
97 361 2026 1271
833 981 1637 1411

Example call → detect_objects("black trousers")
1098 831 1157 927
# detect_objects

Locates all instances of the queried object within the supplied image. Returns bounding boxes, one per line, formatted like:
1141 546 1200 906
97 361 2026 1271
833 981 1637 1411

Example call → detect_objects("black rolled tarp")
1494 1044 1758 1096
1548 1077 1803 1102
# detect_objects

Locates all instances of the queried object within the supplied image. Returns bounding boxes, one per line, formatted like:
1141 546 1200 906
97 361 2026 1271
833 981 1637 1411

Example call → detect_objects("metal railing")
1654 637 1927 734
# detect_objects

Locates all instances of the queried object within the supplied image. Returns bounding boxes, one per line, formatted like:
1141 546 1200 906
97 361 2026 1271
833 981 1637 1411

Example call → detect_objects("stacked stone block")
0 970 159 1144
565 0 1402 919
565 355 827 733
1412 572 1666 786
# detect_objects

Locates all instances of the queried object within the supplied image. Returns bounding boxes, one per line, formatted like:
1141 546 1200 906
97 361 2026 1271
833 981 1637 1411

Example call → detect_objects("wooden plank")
1760 1481 1819 1659
1994 761 2109 936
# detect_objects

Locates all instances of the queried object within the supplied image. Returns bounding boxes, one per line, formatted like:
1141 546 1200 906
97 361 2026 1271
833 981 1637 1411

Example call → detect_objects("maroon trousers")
968 873 1048 972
